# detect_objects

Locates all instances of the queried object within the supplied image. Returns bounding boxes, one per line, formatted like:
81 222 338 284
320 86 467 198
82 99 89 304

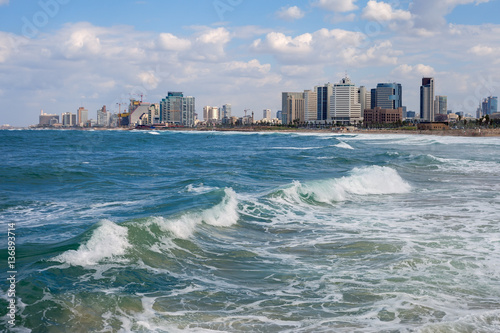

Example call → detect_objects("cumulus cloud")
361 1 412 21
410 0 492 31
313 0 358 12
157 33 191 51
468 44 498 56
392 63 436 77
276 6 305 21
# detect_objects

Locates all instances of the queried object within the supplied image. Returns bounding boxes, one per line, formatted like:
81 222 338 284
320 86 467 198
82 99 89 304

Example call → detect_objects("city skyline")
1 0 500 127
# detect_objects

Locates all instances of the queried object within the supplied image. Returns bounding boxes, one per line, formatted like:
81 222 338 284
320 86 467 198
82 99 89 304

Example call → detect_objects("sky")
0 0 499 126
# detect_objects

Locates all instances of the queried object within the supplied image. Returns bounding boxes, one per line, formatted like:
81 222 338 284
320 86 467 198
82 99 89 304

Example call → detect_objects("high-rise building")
304 90 317 122
160 92 195 127
222 104 232 119
315 83 333 121
358 86 371 118
482 96 498 116
330 76 361 125
434 96 447 117
276 110 282 122
77 107 88 126
97 105 109 127
148 103 160 124
372 83 402 109
203 106 219 121
62 112 76 127
263 109 272 120
282 92 305 124
420 78 434 122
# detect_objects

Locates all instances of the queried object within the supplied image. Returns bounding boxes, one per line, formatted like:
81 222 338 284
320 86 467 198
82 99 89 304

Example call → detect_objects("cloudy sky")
1 0 499 126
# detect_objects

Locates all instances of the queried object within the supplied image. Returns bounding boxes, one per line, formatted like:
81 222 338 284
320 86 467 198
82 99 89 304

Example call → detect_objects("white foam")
52 220 131 266
151 188 239 239
148 131 160 135
281 166 411 204
334 141 354 150
185 183 218 194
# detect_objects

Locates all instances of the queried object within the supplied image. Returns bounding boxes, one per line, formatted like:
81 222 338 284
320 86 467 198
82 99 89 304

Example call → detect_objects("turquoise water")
1 129 500 332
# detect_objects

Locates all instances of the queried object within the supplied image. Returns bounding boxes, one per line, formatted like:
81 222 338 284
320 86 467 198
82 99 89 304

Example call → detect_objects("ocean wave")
276 166 411 205
333 141 354 150
150 188 239 239
52 220 131 266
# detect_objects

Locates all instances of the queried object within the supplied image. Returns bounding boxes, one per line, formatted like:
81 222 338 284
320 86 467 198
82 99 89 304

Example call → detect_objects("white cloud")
0 0 9 6
391 63 436 77
276 6 305 21
196 27 231 45
252 32 313 56
468 44 498 56
361 1 412 21
410 0 493 31
313 0 358 12
157 33 191 51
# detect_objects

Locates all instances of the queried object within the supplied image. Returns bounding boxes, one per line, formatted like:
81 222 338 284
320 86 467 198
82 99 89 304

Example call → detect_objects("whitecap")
52 220 131 266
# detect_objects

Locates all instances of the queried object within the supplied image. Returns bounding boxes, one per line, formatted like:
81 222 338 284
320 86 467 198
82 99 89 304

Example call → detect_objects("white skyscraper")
330 76 361 125
304 90 318 122
263 109 272 120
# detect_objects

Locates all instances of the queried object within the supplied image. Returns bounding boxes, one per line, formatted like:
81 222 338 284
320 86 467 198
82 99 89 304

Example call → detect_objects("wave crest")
53 220 131 266
279 166 411 205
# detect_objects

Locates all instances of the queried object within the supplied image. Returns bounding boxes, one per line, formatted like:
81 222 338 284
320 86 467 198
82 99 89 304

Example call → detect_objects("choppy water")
1 129 500 332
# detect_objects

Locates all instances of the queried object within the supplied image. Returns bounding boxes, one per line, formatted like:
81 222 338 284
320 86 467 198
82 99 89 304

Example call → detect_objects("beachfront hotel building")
420 77 435 122
330 76 362 125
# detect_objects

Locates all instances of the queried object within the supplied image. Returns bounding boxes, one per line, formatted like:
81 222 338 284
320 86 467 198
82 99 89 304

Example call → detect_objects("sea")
1 129 500 332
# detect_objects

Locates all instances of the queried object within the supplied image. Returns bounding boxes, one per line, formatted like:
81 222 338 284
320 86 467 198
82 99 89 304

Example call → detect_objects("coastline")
10 126 500 137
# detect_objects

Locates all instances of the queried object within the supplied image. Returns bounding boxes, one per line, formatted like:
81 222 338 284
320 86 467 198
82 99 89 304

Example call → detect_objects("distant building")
358 86 371 118
480 96 498 116
282 92 305 124
263 109 272 120
330 76 361 125
420 77 435 122
434 96 447 120
203 106 219 122
160 92 195 127
304 90 317 122
406 111 416 120
39 110 59 126
372 83 402 109
315 83 333 121
276 110 282 122
62 112 76 127
222 104 232 123
364 107 403 124
148 103 160 124
77 107 88 126
418 122 449 130
129 100 151 126
97 106 109 127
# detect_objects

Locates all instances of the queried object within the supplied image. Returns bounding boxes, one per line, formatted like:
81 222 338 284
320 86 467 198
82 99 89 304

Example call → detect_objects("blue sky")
1 0 499 126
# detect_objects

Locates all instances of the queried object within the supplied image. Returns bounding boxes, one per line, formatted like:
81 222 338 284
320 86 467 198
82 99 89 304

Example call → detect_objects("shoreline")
7 126 500 137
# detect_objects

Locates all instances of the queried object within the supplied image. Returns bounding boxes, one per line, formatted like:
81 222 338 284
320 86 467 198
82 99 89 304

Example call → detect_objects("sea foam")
53 220 131 266
282 166 411 204
153 188 239 239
